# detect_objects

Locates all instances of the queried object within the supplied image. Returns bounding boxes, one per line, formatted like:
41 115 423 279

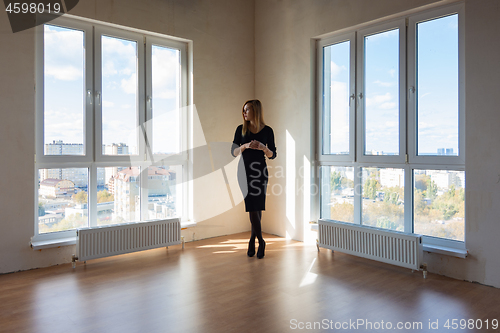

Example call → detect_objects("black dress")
232 125 277 212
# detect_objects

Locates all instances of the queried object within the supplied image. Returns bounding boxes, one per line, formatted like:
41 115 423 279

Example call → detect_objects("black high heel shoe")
257 240 266 259
247 239 256 257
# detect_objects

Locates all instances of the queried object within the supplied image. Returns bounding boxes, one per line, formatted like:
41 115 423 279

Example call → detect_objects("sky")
44 25 85 150
324 14 459 156
44 24 181 156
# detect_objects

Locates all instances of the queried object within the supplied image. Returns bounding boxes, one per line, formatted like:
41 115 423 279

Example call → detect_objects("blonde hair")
242 99 265 136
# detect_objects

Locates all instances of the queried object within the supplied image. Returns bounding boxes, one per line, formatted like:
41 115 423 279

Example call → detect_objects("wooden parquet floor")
1 232 499 333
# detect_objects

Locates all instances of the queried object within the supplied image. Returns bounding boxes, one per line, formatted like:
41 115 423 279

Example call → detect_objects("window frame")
407 4 465 166
35 17 93 164
316 3 465 250
94 26 146 163
145 36 189 165
356 19 407 164
317 32 356 163
34 15 191 243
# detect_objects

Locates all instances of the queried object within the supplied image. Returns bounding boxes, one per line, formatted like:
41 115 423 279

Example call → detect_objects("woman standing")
232 100 277 259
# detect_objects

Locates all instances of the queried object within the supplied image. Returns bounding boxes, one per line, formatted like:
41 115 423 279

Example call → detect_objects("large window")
35 17 189 242
318 4 464 249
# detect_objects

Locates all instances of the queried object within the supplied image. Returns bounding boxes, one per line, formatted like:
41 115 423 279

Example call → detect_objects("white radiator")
318 219 423 272
73 218 181 266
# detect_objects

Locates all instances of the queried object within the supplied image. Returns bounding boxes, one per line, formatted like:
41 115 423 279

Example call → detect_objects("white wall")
0 0 254 274
255 0 500 288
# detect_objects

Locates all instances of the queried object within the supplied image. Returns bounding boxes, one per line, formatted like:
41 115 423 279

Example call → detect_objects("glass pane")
146 165 182 219
97 167 141 225
414 170 464 241
44 25 85 155
101 35 138 155
362 167 404 230
152 45 181 155
38 168 88 233
320 166 354 222
322 41 350 155
417 14 459 156
364 29 399 155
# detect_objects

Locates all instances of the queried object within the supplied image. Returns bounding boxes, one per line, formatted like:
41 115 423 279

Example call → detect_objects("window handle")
147 95 152 109
349 93 355 106
96 91 101 106
408 86 415 101
357 92 363 107
87 90 92 105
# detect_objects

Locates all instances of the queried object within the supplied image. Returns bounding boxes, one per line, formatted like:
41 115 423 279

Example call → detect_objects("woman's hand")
240 142 251 153
249 140 263 150
249 140 273 158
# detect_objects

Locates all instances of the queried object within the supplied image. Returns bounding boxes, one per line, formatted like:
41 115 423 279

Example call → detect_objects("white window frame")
407 4 465 166
35 17 93 165
316 3 465 250
145 36 189 165
34 15 191 244
94 26 146 163
317 32 356 163
356 19 407 164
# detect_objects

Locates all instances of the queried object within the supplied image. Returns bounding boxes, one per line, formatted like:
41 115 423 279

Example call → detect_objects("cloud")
152 110 180 154
101 36 137 84
330 61 347 78
373 80 395 87
102 119 137 149
102 35 137 59
152 46 180 100
418 121 436 130
121 73 137 95
157 90 178 99
44 108 84 144
364 93 399 154
366 93 392 107
102 61 118 77
45 65 83 81
330 81 349 107
329 81 350 151
44 25 84 81
380 102 397 110
120 67 134 76
102 101 115 108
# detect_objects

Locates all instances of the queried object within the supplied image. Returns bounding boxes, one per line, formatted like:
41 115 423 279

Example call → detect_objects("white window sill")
31 237 76 250
423 244 468 258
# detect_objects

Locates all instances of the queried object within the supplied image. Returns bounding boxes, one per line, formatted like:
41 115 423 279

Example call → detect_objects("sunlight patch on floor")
219 239 252 244
196 244 247 250
299 258 318 287
194 236 292 253
282 242 306 248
